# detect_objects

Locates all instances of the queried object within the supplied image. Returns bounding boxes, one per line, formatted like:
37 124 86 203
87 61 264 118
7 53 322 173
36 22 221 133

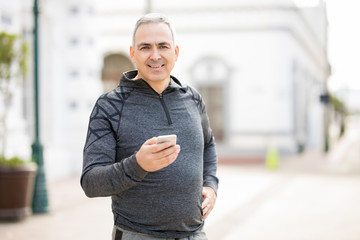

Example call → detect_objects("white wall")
2 0 330 179
39 0 102 179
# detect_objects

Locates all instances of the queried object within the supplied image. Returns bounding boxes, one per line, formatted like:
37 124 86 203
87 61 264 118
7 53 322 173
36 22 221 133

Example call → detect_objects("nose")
150 48 161 60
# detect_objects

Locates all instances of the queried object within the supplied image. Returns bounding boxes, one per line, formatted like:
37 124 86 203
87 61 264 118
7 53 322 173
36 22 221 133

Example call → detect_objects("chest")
116 91 204 157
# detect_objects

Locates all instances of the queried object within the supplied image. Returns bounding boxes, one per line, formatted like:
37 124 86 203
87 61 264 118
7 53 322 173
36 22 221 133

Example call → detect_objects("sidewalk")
0 175 113 240
205 116 360 240
1 118 359 240
205 163 360 240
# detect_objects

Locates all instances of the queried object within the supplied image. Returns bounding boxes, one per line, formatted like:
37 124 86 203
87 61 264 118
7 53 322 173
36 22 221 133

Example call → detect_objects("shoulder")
178 83 206 114
182 84 203 104
169 76 204 110
91 86 132 117
97 86 132 105
174 78 202 101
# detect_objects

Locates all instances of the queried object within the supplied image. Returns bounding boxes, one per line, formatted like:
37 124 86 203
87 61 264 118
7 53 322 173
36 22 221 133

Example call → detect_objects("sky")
325 0 360 91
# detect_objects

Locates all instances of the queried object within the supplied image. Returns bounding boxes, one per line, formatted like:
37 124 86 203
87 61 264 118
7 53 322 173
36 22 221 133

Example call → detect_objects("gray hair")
132 13 176 47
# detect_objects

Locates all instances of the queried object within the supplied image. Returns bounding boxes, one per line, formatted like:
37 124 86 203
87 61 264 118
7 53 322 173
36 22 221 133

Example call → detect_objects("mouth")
147 64 165 69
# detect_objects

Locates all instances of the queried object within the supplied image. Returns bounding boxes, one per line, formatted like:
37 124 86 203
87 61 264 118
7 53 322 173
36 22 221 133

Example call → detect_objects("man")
81 13 218 240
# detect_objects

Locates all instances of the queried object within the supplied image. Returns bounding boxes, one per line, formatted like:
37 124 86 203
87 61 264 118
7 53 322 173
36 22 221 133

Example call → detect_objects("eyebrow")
158 41 171 46
137 41 171 48
137 43 150 49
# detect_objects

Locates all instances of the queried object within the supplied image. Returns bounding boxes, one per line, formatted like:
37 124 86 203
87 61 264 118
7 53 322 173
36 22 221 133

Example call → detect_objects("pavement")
1 116 360 240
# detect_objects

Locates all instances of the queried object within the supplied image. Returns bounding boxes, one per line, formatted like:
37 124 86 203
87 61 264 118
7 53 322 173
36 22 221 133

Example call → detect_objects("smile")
148 64 165 69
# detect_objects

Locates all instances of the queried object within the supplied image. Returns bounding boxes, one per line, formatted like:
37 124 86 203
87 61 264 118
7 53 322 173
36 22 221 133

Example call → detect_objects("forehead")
134 22 173 45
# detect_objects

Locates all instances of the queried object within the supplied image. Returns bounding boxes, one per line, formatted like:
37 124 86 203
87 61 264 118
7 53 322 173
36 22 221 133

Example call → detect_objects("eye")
140 46 150 50
159 45 170 49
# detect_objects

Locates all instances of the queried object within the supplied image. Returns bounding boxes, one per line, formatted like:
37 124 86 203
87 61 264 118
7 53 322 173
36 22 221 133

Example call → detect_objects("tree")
0 31 29 157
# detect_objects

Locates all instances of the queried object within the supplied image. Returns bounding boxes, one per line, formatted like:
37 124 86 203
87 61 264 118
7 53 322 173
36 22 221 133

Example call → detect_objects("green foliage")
330 94 347 115
0 32 15 80
0 31 28 83
0 31 29 156
0 32 28 81
0 155 30 167
19 41 29 80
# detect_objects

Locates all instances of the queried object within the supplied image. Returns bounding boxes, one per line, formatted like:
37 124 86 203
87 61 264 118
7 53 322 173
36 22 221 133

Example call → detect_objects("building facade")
1 0 330 179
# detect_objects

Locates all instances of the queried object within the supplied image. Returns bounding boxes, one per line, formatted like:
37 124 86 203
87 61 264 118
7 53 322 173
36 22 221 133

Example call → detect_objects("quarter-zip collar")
121 70 187 94
120 70 185 125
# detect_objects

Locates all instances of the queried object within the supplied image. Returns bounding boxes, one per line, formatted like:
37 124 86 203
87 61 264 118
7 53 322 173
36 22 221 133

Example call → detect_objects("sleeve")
201 101 219 194
80 95 148 198
191 87 219 194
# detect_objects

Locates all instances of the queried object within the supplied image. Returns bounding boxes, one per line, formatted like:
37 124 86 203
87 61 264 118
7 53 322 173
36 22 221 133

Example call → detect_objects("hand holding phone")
136 135 179 172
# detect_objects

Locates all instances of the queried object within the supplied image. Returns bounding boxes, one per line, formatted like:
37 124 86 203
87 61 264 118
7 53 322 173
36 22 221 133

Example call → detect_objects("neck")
134 75 171 94
149 80 170 94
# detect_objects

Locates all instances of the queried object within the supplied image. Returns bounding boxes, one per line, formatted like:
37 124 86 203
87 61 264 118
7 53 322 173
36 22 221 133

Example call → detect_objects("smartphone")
156 134 177 146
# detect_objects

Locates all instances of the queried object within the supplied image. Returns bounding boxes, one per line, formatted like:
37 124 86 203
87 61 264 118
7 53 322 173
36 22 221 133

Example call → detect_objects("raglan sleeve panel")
80 95 148 198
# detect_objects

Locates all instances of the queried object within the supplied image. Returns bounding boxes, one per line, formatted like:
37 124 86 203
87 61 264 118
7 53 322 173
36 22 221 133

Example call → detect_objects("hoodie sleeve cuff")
121 153 148 182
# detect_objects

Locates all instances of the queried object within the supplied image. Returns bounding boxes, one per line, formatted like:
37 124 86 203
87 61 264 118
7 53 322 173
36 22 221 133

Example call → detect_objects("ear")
174 45 179 61
129 45 136 63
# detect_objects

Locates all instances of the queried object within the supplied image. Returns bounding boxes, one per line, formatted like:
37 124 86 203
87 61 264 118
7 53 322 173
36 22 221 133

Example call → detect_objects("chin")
147 74 168 82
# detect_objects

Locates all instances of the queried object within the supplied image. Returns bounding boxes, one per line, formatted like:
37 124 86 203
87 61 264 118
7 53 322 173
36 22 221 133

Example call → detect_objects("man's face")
130 22 179 85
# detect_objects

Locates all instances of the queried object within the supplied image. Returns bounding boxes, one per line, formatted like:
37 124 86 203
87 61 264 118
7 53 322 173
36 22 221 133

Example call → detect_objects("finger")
154 141 178 152
203 199 212 212
148 146 179 170
202 206 211 221
154 145 180 158
157 149 179 167
202 212 209 221
147 141 176 156
202 202 214 221
202 197 209 209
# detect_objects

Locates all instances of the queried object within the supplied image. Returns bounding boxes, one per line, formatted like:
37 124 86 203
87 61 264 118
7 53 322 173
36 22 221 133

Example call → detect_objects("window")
101 53 134 92
191 56 230 143
69 101 78 110
198 85 225 142
69 70 79 79
1 12 12 25
69 38 79 46
69 6 79 15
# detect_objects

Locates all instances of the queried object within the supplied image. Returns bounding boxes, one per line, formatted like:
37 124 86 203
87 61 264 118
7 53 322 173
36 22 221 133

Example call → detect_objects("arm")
80 97 148 197
81 137 180 198
201 123 218 220
81 96 180 197
197 91 219 220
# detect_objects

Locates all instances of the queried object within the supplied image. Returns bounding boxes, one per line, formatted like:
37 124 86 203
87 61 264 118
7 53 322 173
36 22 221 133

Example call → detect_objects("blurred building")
334 88 360 114
1 0 330 179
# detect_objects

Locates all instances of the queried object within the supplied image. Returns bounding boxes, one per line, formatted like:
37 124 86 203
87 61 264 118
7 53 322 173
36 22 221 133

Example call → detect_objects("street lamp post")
32 0 49 214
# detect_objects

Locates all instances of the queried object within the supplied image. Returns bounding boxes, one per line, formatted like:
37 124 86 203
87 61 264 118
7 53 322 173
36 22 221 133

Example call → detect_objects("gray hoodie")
81 70 218 238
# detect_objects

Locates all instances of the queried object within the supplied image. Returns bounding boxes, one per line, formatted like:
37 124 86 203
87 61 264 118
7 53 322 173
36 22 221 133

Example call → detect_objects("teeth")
149 64 163 68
